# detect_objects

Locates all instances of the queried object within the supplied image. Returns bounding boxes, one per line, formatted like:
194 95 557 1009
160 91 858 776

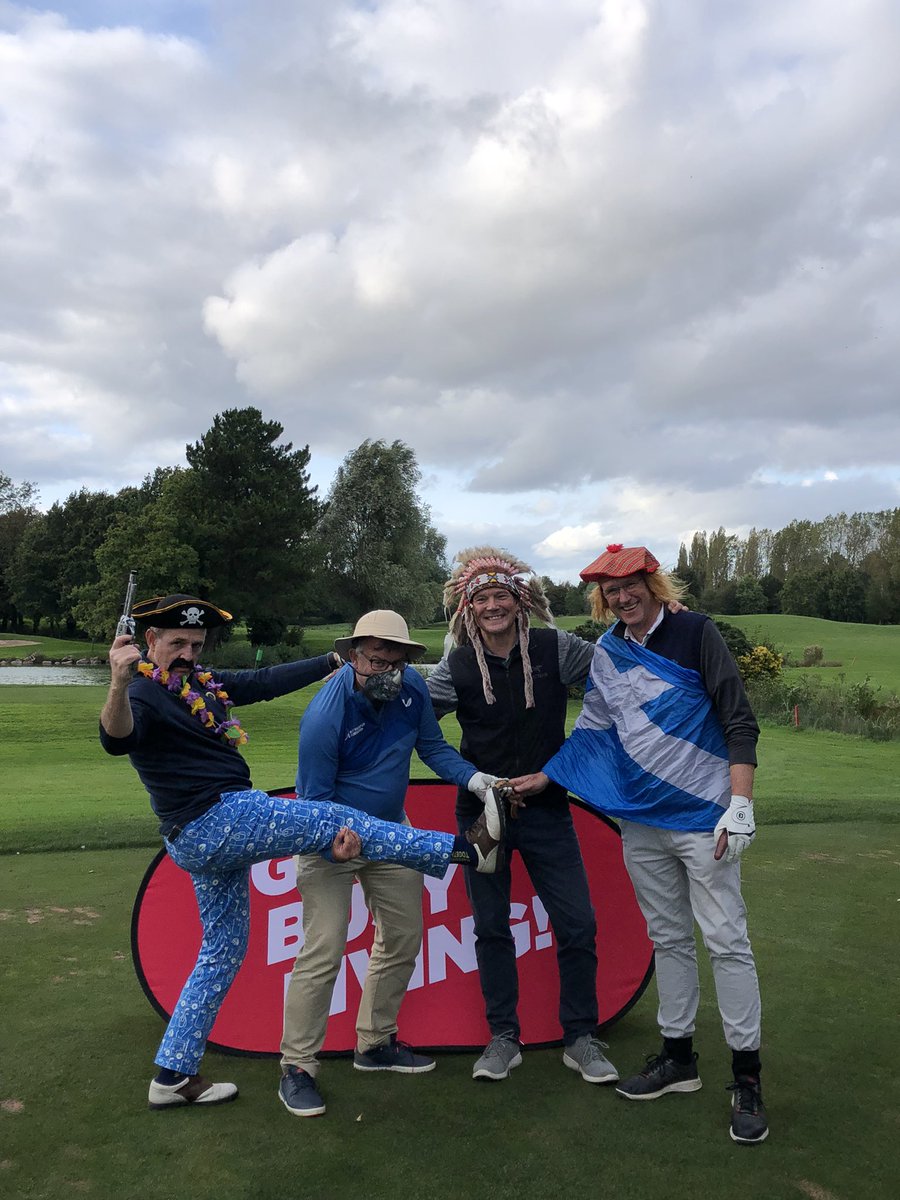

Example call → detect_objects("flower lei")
137 662 249 746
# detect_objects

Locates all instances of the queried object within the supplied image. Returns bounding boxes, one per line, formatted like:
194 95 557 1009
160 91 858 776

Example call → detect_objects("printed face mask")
363 668 403 703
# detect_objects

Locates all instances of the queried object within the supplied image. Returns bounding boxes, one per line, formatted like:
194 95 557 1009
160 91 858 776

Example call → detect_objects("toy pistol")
115 570 138 640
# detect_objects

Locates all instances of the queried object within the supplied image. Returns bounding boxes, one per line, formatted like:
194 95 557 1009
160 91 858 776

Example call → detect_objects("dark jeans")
456 797 598 1046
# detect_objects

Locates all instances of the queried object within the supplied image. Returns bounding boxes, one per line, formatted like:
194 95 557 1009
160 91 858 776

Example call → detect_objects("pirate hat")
130 594 233 629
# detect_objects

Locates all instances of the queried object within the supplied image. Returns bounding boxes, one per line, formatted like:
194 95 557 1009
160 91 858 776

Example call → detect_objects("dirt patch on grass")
20 906 101 925
0 639 39 647
795 1182 839 1200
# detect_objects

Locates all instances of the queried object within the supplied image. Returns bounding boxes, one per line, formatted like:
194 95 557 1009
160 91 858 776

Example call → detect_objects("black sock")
155 1068 188 1085
450 835 477 865
663 1036 694 1065
731 1049 762 1079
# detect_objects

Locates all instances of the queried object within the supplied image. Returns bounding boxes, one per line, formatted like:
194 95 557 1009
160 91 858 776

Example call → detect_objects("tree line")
676 513 900 623
4 411 899 641
0 409 449 641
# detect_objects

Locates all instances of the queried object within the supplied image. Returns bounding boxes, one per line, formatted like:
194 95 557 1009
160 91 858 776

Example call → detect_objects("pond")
0 666 110 686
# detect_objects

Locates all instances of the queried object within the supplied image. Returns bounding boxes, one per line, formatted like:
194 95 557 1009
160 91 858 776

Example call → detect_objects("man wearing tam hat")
510 545 768 1145
427 547 619 1086
99 594 506 1112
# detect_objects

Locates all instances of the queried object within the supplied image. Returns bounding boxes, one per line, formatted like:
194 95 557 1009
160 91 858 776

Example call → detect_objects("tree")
735 575 767 615
759 573 783 613
10 489 118 635
184 408 320 627
317 440 447 625
0 473 40 631
780 567 829 618
71 469 201 638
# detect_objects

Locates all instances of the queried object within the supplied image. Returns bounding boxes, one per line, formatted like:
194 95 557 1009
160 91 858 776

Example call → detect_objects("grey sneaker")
472 1032 523 1081
616 1051 701 1100
563 1035 619 1084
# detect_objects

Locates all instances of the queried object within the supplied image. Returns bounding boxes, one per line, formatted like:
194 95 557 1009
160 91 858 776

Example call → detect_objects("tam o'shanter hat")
333 610 428 660
579 544 660 582
444 546 554 709
130 594 233 629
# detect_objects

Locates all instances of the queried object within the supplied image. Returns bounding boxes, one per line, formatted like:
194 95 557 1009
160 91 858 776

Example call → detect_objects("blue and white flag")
545 632 730 831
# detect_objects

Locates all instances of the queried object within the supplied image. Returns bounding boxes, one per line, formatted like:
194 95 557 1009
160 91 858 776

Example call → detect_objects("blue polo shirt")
297 664 476 822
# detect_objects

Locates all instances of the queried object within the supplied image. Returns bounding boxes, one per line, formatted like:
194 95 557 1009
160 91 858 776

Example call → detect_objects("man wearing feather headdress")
427 547 619 1086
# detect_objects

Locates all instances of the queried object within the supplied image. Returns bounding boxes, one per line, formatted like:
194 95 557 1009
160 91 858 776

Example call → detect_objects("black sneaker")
353 1034 436 1073
728 1075 768 1144
615 1051 702 1100
278 1065 326 1117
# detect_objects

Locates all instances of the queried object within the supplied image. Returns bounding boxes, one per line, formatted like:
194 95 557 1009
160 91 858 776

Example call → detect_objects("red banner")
131 782 653 1055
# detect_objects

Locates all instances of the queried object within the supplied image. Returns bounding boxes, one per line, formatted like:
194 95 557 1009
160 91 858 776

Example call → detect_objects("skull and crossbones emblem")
179 606 205 626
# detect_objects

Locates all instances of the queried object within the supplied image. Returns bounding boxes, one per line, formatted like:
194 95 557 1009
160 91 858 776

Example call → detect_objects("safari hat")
131 594 232 629
334 610 427 660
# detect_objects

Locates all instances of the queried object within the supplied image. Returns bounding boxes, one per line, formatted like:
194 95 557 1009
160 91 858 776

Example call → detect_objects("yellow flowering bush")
736 645 784 681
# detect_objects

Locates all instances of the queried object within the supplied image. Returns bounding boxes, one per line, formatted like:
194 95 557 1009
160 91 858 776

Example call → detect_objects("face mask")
363 668 403 703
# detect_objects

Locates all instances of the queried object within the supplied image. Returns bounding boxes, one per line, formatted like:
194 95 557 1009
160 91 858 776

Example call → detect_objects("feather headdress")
443 546 555 708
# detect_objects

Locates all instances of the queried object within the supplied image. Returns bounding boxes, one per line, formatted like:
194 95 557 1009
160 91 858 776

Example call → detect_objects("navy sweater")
99 655 334 834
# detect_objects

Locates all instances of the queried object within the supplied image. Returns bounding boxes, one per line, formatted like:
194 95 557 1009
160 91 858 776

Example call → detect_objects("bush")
714 620 752 659
736 645 784 681
746 671 900 740
205 638 309 670
571 619 606 644
802 645 824 666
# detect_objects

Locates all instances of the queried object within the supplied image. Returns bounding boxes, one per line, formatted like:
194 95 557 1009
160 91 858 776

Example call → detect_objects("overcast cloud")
2 0 898 580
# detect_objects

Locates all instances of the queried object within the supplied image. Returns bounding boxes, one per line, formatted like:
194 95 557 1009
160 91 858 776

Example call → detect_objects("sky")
2 0 899 581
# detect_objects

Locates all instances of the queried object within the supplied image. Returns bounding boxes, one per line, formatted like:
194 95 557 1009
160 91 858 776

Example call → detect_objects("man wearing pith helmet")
100 595 505 1113
509 545 768 1145
279 609 503 1118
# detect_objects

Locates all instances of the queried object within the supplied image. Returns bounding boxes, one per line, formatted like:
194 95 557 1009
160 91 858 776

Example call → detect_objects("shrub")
746 671 900 741
571 619 606 644
714 620 752 660
736 645 783 681
802 645 824 666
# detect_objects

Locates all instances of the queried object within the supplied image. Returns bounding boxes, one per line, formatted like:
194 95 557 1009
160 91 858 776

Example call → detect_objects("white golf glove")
467 771 502 800
713 796 756 863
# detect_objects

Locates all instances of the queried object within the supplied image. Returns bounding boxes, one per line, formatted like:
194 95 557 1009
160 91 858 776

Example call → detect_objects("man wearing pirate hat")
510 545 768 1145
100 594 506 1112
427 548 618 1086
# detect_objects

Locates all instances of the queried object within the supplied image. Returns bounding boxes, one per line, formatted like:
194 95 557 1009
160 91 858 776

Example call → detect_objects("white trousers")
620 820 762 1051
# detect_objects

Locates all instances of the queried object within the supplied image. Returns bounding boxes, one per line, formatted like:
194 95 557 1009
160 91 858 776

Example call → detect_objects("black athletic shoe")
728 1075 768 1144
615 1051 702 1100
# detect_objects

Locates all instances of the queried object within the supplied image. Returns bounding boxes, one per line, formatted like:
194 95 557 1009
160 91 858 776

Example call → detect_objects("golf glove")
714 795 755 862
467 771 502 800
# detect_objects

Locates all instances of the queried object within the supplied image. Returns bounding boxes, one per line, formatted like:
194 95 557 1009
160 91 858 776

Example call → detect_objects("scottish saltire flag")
545 632 731 831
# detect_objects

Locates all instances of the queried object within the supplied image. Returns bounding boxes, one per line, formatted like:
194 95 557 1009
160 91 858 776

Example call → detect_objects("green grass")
2 822 897 1199
0 630 107 660
712 612 900 688
3 685 900 855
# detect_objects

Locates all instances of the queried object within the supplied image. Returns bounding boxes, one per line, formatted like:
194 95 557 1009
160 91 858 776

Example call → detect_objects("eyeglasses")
601 578 646 602
355 648 408 673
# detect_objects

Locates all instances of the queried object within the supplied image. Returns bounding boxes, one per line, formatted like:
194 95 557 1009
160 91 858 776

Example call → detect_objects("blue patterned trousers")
156 789 454 1073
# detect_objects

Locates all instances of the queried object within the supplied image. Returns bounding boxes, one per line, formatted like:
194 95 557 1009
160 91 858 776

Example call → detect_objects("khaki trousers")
280 846 424 1076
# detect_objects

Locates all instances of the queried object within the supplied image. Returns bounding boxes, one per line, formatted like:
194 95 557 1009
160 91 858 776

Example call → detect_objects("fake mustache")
169 658 194 671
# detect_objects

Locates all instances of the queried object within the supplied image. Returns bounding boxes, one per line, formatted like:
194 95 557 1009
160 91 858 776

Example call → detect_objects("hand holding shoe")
467 771 501 800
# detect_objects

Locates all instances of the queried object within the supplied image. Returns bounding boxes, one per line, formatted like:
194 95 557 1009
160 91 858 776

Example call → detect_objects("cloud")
0 0 898 579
